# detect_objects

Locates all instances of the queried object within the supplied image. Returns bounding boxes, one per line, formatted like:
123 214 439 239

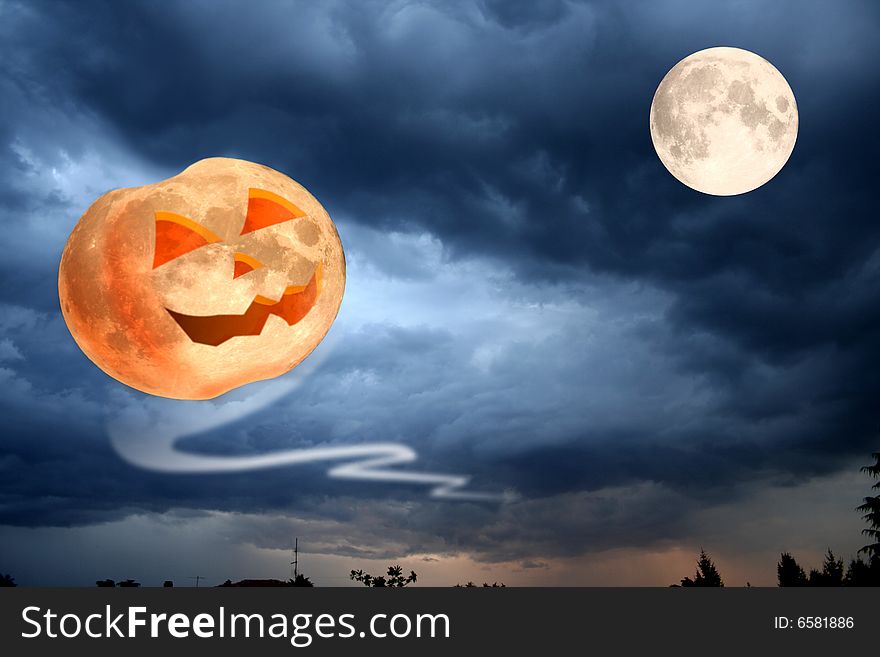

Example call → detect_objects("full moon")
649 47 798 196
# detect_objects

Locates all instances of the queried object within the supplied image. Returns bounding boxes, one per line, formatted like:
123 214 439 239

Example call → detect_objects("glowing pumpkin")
58 158 345 399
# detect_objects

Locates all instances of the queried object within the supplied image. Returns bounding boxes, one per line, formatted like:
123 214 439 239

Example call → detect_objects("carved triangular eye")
153 212 222 268
233 252 262 279
240 188 305 235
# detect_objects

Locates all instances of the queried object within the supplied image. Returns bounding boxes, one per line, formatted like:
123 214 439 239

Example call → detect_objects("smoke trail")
107 336 506 501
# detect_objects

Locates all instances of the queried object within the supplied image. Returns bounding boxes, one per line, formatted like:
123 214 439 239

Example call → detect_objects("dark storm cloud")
1 0 879 575
5 0 878 282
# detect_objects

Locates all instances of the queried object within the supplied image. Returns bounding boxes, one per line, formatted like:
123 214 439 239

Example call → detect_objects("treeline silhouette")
773 450 879 586
455 582 506 587
673 452 880 587
95 579 141 587
219 574 314 587
777 549 879 586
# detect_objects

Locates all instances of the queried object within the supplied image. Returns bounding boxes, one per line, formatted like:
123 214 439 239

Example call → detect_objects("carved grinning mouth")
166 264 321 346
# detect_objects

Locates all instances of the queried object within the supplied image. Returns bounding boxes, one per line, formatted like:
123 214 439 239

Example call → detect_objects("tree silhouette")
856 451 880 558
350 564 417 587
843 555 880 585
289 573 314 587
807 549 843 586
679 549 724 587
0 573 16 587
777 552 807 586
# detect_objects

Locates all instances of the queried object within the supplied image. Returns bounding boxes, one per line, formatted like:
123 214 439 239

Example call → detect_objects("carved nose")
233 252 263 279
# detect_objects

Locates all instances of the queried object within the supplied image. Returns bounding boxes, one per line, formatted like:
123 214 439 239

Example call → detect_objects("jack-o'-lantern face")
152 188 324 347
58 158 346 400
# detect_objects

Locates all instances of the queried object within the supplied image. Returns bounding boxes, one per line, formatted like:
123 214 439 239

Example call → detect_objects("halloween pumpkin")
58 157 345 399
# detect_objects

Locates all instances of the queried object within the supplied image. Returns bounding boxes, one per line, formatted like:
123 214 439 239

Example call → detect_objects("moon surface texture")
650 47 798 196
58 158 346 400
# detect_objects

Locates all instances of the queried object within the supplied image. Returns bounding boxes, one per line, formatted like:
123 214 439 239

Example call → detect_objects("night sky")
1 0 878 586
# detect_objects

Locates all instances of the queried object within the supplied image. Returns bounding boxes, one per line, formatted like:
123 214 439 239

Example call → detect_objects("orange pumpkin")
58 158 345 399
